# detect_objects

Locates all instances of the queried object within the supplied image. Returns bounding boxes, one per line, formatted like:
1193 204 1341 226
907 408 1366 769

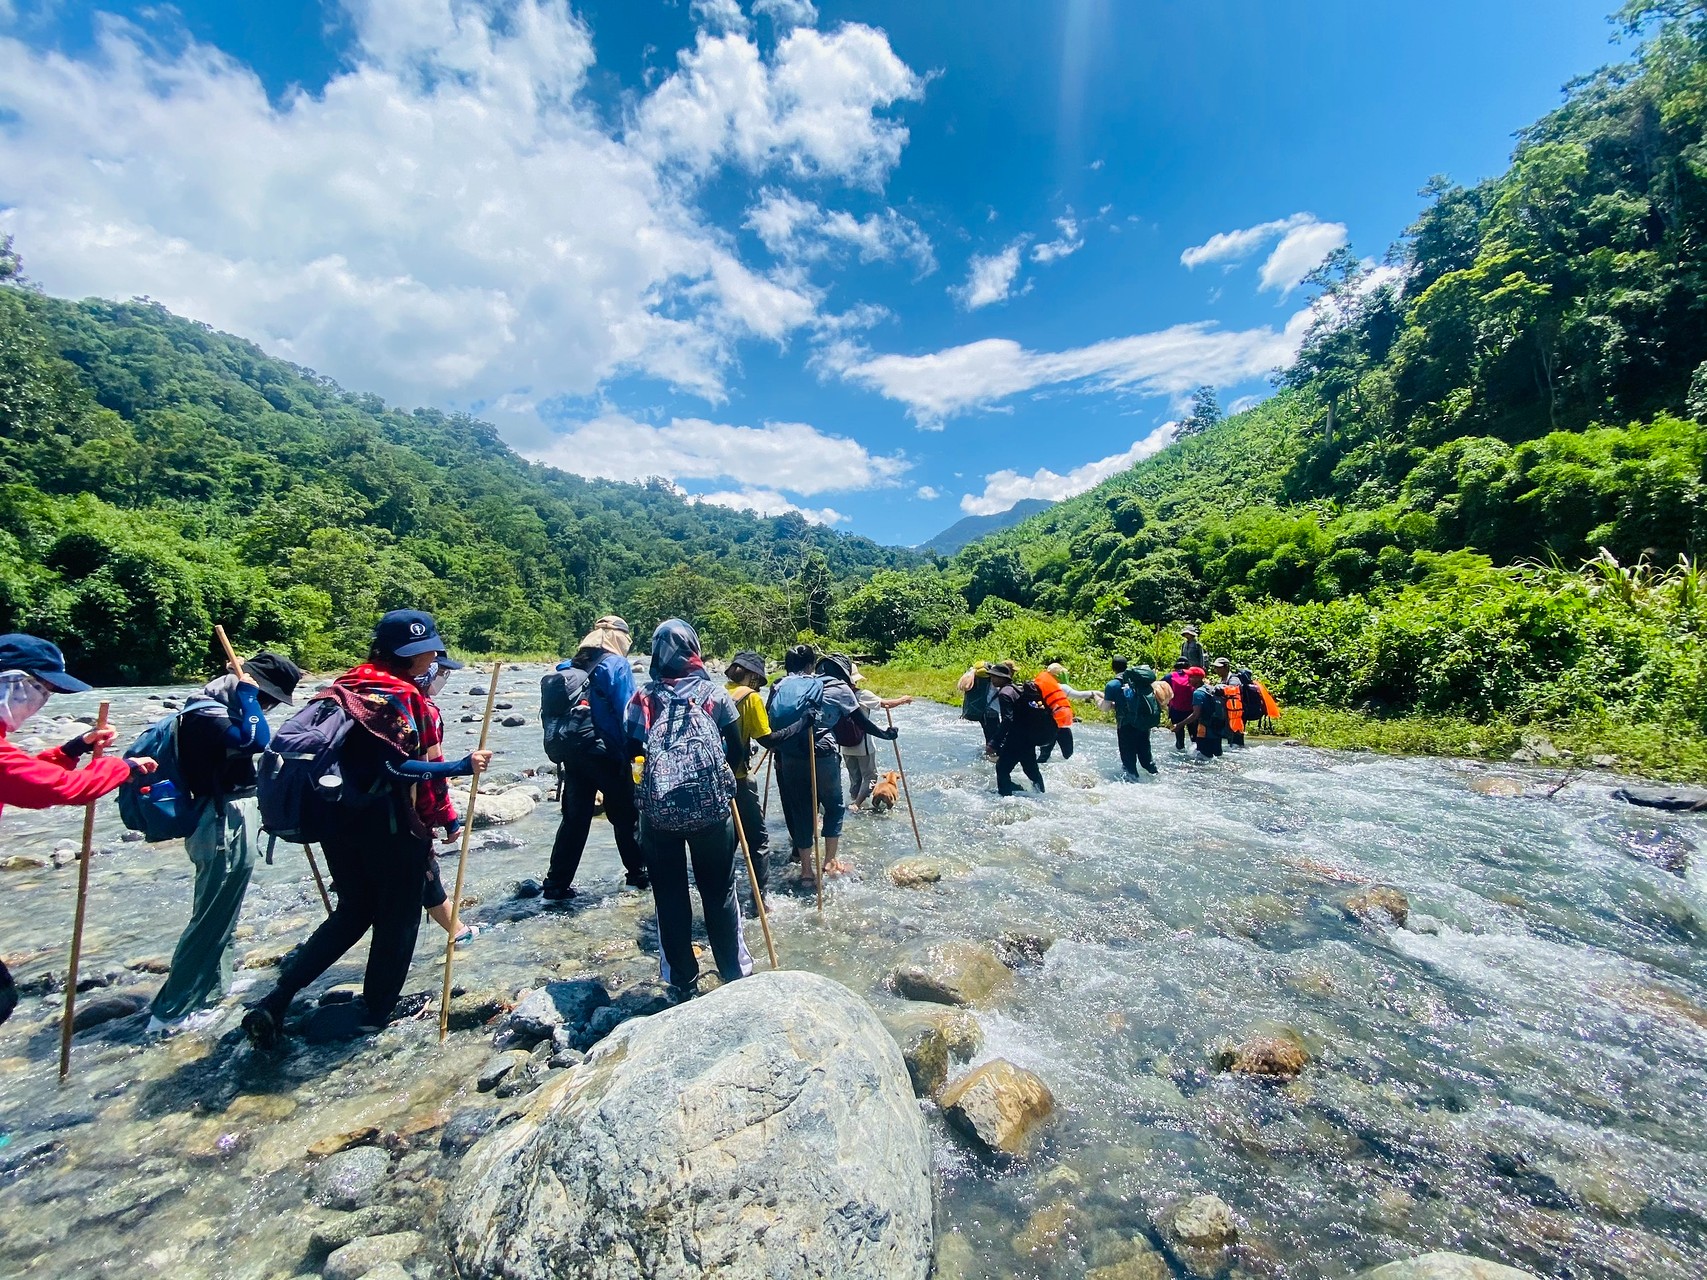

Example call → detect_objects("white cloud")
915 485 940 500
838 310 1311 426
693 489 845 525
951 240 1025 310
960 425 1176 515
1180 211 1347 292
1031 215 1082 264
752 0 819 28
526 413 907 496
0 2 922 418
691 0 750 34
745 188 932 270
632 23 921 185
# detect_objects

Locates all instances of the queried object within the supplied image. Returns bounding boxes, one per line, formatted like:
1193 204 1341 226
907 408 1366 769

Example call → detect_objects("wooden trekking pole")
886 707 923 853
213 624 243 678
760 750 773 815
730 800 778 969
59 700 110 1083
302 843 333 914
807 721 823 915
439 661 501 1043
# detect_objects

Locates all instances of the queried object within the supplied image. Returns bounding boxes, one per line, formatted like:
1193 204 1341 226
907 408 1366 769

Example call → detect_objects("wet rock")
469 685 487 696
1167 1193 1238 1247
1088 1236 1170 1280
1613 785 1707 812
939 1058 1055 1157
477 1050 532 1093
0 855 47 871
51 846 80 868
446 989 510 1032
932 1008 983 1059
889 940 1013 1007
323 1231 422 1280
549 1044 587 1071
1344 886 1410 928
502 978 611 1047
71 991 149 1031
441 1108 496 1158
309 1205 418 1255
446 970 931 1280
1012 1198 1081 1262
887 857 943 887
1470 775 1526 798
512 877 543 898
120 829 147 842
569 984 674 1051
501 714 528 728
1353 1254 1540 1280
1215 1031 1309 1079
934 1232 978 1280
309 1148 391 1215
993 931 1055 968
307 1126 379 1158
357 1264 411 1280
898 1023 949 1097
493 702 515 712
458 787 536 827
125 955 172 974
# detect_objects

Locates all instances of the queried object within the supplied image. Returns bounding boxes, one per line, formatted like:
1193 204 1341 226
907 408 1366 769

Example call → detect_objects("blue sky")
0 0 1621 545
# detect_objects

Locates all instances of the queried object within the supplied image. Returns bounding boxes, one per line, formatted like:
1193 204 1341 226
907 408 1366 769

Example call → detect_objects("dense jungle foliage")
840 3 1707 766
0 247 914 681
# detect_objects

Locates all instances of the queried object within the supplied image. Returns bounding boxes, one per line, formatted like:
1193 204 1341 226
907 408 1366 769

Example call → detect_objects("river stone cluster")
446 969 932 1280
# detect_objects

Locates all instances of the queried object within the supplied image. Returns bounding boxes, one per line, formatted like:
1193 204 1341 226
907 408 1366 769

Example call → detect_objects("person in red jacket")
0 634 157 1026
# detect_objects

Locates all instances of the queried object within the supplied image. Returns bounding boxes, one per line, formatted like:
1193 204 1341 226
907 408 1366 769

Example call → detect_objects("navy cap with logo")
0 633 94 693
373 610 451 660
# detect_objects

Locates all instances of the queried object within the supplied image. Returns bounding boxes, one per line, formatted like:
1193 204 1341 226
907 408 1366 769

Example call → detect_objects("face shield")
0 670 53 733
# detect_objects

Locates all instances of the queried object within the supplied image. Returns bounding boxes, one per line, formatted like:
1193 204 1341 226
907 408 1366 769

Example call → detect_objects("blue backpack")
116 699 223 841
767 674 831 757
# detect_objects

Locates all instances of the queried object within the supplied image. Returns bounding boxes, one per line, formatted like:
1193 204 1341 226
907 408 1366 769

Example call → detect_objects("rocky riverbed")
1 666 1705 1278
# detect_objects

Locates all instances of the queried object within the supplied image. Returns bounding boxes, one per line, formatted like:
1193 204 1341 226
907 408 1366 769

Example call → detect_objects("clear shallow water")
1 670 1705 1279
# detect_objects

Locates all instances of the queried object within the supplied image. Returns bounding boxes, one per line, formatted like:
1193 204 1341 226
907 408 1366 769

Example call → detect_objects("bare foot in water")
823 857 851 877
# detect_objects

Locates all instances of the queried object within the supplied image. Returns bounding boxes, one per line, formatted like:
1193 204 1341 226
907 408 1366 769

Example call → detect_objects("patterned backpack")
638 684 735 833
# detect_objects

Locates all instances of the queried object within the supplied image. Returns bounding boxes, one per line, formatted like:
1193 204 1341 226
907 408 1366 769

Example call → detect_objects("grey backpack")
638 684 735 833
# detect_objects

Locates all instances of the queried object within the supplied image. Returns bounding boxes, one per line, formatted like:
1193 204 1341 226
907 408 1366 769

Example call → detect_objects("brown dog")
870 770 901 813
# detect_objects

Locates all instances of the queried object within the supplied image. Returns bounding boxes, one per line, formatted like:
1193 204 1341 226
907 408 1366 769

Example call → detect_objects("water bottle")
144 779 177 801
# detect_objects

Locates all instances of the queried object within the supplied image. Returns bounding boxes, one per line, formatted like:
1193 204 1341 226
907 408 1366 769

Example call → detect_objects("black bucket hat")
815 652 855 684
728 650 768 685
244 651 304 705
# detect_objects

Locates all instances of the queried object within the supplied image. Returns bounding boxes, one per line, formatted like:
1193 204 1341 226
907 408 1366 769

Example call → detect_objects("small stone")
1520 732 1560 760
1353 1253 1541 1280
323 1231 422 1280
1344 886 1410 928
309 1204 416 1255
899 1024 949 1098
1168 1193 1238 1247
446 990 510 1032
501 715 528 728
120 830 147 843
125 956 172 975
307 1126 380 1158
549 1045 586 1070
1012 1198 1080 1261
71 992 149 1031
51 847 78 868
887 857 943 887
469 685 487 696
477 1050 531 1093
993 931 1055 968
311 1146 392 1210
931 1009 983 1059
440 1108 495 1158
1215 1032 1309 1079
512 878 543 899
494 701 514 711
934 1232 979 1280
1590 753 1617 768
1088 1238 1170 1280
939 1059 1055 1157
890 940 1013 1007
0 856 47 871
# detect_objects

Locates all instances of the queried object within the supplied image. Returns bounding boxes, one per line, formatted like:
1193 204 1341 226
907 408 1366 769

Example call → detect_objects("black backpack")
541 665 605 764
257 690 393 844
1198 685 1229 734
1014 680 1057 746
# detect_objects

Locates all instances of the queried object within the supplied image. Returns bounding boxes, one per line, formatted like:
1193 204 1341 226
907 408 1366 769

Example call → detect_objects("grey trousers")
843 750 881 806
151 795 257 1022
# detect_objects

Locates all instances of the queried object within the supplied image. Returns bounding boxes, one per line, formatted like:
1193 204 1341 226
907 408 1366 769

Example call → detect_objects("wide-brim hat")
816 652 855 684
244 651 305 705
728 649 769 685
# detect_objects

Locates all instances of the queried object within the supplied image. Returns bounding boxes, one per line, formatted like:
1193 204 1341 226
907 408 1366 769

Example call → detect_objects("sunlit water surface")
1 669 1704 1279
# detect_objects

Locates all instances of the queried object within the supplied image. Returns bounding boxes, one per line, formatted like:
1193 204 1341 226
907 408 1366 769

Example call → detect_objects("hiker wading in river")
835 658 910 809
627 620 752 997
986 662 1052 796
0 634 156 1027
147 651 303 1036
724 650 776 890
242 610 490 1049
542 615 647 899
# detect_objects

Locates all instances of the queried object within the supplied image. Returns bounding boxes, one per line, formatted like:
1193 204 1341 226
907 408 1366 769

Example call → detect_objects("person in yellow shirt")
725 650 773 890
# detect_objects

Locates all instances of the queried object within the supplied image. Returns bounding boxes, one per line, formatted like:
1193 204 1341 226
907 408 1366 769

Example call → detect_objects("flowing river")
2 667 1705 1279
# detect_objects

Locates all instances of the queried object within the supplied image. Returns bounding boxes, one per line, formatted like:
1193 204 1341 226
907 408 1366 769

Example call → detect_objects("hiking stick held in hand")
887 707 923 853
730 800 778 969
59 700 110 1083
439 662 501 1043
808 718 823 916
761 750 773 815
214 624 243 678
303 843 333 915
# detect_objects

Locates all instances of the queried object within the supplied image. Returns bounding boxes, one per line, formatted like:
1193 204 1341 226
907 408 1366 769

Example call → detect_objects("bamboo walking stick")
439 662 501 1042
730 800 778 969
886 707 923 853
59 700 110 1083
761 750 773 815
303 843 333 914
807 720 823 915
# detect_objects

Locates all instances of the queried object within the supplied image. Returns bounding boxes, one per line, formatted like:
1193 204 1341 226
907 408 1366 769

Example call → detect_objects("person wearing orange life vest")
1212 657 1246 746
1031 664 1085 762
1239 666 1282 732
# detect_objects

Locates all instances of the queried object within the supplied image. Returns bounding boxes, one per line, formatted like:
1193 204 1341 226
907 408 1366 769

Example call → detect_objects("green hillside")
838 2 1707 774
0 254 915 681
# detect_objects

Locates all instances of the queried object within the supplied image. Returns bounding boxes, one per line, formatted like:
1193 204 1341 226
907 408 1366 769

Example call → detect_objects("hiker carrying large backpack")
1101 657 1161 778
626 619 751 995
242 610 491 1050
986 662 1049 796
142 651 302 1035
1186 667 1226 760
538 615 646 900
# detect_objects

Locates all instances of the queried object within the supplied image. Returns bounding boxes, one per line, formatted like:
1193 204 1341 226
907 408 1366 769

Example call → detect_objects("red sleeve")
0 737 132 811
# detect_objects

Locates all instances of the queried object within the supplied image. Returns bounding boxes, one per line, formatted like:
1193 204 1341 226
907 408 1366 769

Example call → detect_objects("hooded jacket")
625 620 742 768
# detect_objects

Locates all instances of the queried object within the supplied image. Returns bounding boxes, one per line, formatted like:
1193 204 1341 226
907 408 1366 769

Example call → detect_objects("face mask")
0 671 52 733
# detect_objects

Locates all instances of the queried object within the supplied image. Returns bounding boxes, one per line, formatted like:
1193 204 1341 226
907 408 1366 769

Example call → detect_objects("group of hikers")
956 624 1281 794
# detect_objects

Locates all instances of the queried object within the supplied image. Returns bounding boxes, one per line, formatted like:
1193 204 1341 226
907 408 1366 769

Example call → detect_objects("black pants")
641 817 751 989
0 958 15 1028
548 756 646 888
1118 724 1158 776
733 776 768 889
996 736 1045 795
259 804 428 1024
1195 731 1224 759
980 715 1000 755
1170 707 1190 749
1037 726 1075 762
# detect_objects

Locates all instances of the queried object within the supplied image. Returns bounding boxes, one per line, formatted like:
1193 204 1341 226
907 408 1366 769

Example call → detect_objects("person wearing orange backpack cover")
1030 664 1084 762
0 634 157 1027
1212 657 1246 747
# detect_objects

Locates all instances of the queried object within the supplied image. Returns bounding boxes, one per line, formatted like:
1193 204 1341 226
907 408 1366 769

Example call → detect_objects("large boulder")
889 940 1013 1007
447 970 932 1280
1612 785 1707 812
1354 1254 1539 1280
452 786 538 827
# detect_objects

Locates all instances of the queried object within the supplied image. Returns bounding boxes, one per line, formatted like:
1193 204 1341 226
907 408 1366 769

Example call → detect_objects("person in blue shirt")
543 615 648 898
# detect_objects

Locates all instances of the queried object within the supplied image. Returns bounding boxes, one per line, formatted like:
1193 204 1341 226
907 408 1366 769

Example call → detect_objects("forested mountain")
837 2 1707 755
916 500 1054 556
0 254 915 681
